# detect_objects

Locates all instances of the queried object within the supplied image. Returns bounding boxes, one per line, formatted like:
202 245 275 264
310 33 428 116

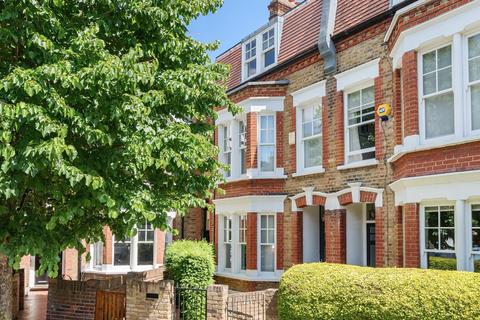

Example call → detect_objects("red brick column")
276 213 284 270
291 212 303 265
335 91 345 166
246 112 258 169
103 226 113 264
404 203 420 267
276 112 284 168
155 229 165 265
374 73 384 161
246 212 257 271
395 206 404 267
214 215 219 265
325 209 346 264
393 69 403 145
402 50 419 137
288 96 296 174
375 206 385 267
322 96 329 167
209 211 215 246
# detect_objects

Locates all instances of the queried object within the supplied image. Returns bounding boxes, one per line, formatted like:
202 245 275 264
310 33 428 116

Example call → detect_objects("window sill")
223 169 287 183
292 167 326 177
85 264 161 274
389 135 480 162
337 159 379 171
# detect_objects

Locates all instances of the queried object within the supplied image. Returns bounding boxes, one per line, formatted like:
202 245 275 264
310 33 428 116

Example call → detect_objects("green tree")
0 0 235 316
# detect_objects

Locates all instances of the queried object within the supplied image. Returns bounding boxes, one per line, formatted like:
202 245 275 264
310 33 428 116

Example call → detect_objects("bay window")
472 205 480 272
239 215 247 271
239 120 247 175
421 45 454 140
222 125 232 178
345 86 375 163
114 237 131 266
424 205 456 270
259 115 275 172
468 34 480 132
245 39 257 78
137 222 154 265
301 105 322 168
224 216 232 270
260 214 275 272
262 28 275 68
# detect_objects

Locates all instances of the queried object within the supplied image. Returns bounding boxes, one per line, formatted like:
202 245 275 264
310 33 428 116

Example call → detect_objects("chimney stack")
268 0 297 19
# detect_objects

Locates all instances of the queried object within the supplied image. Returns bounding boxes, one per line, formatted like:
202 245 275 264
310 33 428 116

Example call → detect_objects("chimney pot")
268 0 297 20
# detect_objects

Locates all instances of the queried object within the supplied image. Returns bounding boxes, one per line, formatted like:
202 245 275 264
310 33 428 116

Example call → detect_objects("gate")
95 290 126 320
175 287 208 320
226 292 265 320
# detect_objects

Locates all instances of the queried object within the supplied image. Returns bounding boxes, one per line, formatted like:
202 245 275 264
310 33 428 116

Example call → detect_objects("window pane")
265 49 275 68
425 210 438 227
247 59 256 77
440 209 454 228
261 229 267 243
468 34 480 59
268 230 275 244
241 149 246 174
303 122 312 138
437 45 452 69
440 229 455 250
261 215 267 228
348 123 375 152
473 229 480 251
362 87 374 105
423 72 437 95
147 230 154 241
313 119 322 135
423 51 436 74
268 215 274 228
366 204 376 221
472 207 480 227
469 57 480 83
437 67 452 91
241 244 247 271
428 253 456 271
225 243 231 269
114 242 130 266
138 243 154 265
472 84 480 131
304 137 322 168
426 229 439 250
261 245 274 272
348 91 361 108
425 92 454 139
260 146 275 171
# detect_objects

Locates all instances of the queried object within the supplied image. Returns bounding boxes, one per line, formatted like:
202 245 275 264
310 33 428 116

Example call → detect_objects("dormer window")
263 28 276 68
242 24 279 81
245 39 257 78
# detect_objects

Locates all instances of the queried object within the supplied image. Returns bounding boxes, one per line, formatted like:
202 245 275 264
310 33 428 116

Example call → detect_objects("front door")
319 207 326 262
366 223 376 267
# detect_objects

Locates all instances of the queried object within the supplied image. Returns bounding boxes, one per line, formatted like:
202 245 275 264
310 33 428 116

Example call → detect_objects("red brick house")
211 0 480 291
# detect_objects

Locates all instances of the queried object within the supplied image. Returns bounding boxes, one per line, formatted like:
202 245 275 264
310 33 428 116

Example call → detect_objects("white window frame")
137 221 155 266
257 113 276 173
344 82 376 165
262 28 276 69
242 25 280 81
223 216 233 271
298 104 323 172
239 118 247 175
221 124 232 178
258 213 276 274
465 31 480 136
239 215 247 272
244 39 257 79
418 43 456 144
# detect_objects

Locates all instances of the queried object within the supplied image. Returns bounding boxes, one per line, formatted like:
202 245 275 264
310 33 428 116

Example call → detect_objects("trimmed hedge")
278 263 480 320
428 256 457 271
165 240 215 288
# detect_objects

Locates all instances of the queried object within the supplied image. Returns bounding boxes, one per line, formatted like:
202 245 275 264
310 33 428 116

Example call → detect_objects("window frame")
262 28 276 69
299 104 323 171
418 43 456 143
242 25 279 81
239 215 247 272
221 124 232 178
257 113 276 173
113 236 132 267
239 119 247 175
137 221 155 266
465 31 480 136
422 205 456 253
244 38 257 79
344 82 376 165
223 216 233 271
258 213 276 274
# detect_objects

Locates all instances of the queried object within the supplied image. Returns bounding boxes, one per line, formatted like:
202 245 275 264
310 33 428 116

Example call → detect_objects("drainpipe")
318 0 337 74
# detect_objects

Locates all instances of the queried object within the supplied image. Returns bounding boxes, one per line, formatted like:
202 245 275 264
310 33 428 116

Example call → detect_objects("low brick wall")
214 275 279 292
47 277 124 320
207 285 229 320
226 289 279 320
126 277 174 320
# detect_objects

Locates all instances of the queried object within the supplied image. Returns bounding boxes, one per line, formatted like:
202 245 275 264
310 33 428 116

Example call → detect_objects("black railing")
175 286 208 320
226 291 265 320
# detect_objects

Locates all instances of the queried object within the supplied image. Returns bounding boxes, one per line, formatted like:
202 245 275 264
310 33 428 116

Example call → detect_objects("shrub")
428 256 457 271
278 263 480 320
165 240 215 288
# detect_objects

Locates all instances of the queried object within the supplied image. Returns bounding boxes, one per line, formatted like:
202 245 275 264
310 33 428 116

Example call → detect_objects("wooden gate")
95 290 126 320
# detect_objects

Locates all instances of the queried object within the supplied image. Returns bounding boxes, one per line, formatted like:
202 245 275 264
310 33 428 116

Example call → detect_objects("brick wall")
206 285 228 320
324 209 346 264
246 213 258 271
216 179 285 199
214 275 279 292
126 278 174 320
0 255 12 320
404 203 420 268
11 273 19 320
401 50 419 138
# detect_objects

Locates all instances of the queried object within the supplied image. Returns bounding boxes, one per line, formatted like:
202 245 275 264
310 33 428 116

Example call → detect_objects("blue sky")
188 0 272 61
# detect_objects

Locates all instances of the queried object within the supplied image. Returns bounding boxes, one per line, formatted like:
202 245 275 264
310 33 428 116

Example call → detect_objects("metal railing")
175 287 207 320
226 291 265 320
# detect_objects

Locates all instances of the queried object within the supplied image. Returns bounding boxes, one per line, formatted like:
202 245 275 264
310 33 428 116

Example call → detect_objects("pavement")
18 290 48 320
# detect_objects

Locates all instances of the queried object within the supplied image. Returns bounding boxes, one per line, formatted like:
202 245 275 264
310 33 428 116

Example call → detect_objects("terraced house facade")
211 0 480 291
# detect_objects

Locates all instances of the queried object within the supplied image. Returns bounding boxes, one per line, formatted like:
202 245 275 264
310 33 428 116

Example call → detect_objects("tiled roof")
333 0 390 35
217 44 242 91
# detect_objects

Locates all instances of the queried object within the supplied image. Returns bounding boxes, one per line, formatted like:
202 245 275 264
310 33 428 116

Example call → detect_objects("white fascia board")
384 0 429 43
334 59 380 91
213 195 287 215
390 0 480 69
389 170 480 206
215 97 285 125
291 80 326 106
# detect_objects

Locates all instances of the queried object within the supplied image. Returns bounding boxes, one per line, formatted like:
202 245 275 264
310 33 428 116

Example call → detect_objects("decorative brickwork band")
313 195 327 206
246 112 258 169
295 196 307 209
402 50 419 137
404 203 420 268
360 191 377 203
291 212 303 265
324 209 346 264
338 192 353 206
335 90 345 166
246 213 257 271
276 213 284 270
375 206 385 267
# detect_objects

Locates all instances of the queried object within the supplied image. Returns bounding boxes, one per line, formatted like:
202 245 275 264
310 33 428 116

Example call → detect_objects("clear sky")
188 0 272 61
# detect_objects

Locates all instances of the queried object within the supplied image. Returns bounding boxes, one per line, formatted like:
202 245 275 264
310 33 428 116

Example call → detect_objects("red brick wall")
322 95 329 166
103 226 113 264
214 275 278 292
336 19 391 52
246 213 257 271
63 249 78 280
395 206 404 267
246 112 258 169
402 50 419 138
394 140 480 179
155 229 165 265
276 213 284 270
338 192 353 206
216 179 285 199
276 112 284 168
404 203 420 268
360 191 377 203
287 95 296 174
291 212 303 265
295 196 307 209
313 195 326 206
325 209 346 264
393 69 403 146
335 90 345 166
228 84 287 104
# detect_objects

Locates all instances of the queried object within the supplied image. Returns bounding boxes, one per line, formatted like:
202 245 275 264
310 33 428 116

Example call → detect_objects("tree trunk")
0 254 12 320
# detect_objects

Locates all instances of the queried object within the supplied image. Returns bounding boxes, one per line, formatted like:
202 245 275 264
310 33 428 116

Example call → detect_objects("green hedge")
165 240 215 288
428 256 457 271
278 263 480 320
